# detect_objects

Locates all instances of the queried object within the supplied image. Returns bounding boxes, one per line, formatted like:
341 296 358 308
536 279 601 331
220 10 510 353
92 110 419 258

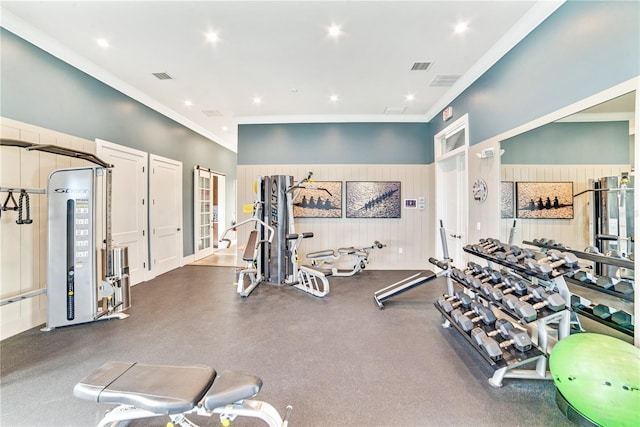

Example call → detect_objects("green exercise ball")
549 333 640 426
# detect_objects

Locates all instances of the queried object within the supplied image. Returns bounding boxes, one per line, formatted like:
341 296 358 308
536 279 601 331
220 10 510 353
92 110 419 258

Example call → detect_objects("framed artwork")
500 181 515 219
516 181 574 219
293 181 342 218
346 181 401 218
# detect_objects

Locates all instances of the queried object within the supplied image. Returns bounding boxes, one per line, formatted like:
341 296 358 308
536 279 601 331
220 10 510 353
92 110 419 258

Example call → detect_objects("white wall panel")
237 164 435 270
1 117 95 339
500 164 631 251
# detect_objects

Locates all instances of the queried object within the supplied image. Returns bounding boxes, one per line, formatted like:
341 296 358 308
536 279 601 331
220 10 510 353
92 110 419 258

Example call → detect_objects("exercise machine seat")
337 247 357 255
306 249 335 259
73 362 216 415
203 370 263 410
243 230 259 262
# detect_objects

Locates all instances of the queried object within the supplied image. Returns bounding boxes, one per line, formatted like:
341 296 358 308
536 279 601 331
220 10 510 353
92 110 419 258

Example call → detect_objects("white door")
435 115 469 266
96 139 148 284
194 167 213 259
150 154 183 277
193 168 226 260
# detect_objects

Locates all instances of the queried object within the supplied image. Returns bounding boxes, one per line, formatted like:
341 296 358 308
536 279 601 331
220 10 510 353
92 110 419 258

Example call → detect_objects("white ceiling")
1 1 564 152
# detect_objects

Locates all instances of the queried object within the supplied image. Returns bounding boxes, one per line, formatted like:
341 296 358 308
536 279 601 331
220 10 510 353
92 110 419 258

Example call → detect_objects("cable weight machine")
42 165 130 330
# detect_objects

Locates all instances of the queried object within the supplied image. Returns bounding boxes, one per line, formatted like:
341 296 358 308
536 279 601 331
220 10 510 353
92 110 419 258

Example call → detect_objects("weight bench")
74 361 292 427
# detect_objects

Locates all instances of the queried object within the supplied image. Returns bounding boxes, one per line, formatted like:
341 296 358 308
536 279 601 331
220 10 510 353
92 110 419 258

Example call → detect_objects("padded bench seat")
307 249 336 259
74 362 215 415
74 362 265 415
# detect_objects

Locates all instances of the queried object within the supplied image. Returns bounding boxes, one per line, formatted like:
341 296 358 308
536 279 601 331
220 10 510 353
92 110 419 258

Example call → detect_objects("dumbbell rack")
462 246 573 342
435 302 546 387
438 245 573 387
524 240 634 302
525 239 634 336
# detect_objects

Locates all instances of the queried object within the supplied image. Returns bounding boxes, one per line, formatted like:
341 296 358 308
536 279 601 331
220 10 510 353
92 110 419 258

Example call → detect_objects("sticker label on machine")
75 199 90 263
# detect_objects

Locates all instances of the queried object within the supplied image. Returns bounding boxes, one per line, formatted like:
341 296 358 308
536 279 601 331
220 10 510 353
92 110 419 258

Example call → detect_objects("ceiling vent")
411 62 432 71
201 110 223 117
152 72 173 80
430 74 461 87
384 106 407 114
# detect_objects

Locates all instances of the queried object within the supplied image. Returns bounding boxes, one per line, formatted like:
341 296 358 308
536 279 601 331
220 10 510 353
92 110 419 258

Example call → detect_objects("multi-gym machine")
221 172 331 297
374 220 453 309
0 139 130 328
43 166 130 330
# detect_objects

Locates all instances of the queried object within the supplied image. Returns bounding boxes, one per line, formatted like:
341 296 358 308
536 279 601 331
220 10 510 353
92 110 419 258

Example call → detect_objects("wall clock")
472 179 488 203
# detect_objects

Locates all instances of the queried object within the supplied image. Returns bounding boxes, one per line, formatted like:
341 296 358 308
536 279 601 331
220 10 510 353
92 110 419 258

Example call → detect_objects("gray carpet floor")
0 266 573 427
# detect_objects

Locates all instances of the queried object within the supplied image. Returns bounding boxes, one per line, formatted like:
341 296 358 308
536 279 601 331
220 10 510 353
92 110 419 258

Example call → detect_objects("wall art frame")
346 181 401 218
292 181 342 218
516 181 574 219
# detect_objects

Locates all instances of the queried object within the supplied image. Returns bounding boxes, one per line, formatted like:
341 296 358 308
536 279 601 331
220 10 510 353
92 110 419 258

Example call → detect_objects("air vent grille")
202 110 223 117
384 106 407 114
152 72 173 80
411 62 432 71
430 74 461 87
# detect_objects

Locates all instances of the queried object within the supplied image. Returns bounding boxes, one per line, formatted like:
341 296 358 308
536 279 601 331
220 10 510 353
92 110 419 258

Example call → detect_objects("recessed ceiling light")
330 94 339 102
96 38 109 48
328 24 342 38
406 94 415 101
222 126 229 132
454 21 468 34
206 31 219 43
252 97 262 104
184 100 193 107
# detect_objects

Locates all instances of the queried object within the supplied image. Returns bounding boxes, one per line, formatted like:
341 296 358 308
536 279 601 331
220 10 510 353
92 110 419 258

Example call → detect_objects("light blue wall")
238 122 431 165
431 0 640 146
501 121 630 165
0 28 237 256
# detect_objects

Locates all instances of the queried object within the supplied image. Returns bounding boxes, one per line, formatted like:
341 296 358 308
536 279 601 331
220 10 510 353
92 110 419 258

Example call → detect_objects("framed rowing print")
293 181 342 218
500 181 515 219
516 181 573 219
346 181 401 218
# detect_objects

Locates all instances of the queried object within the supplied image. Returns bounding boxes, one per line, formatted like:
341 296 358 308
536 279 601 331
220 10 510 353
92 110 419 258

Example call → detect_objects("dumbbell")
495 245 521 260
488 277 528 302
510 285 565 312
505 248 536 264
611 310 633 328
463 262 483 276
572 269 595 284
613 280 634 295
452 304 497 332
471 320 532 360
524 251 579 275
468 269 502 286
436 291 473 313
530 290 565 312
470 318 517 359
595 275 618 290
502 294 537 322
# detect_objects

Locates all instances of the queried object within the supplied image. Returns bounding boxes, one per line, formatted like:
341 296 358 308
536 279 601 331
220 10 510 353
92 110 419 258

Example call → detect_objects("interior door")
437 153 467 265
435 116 469 266
194 167 213 260
96 139 148 284
150 154 183 277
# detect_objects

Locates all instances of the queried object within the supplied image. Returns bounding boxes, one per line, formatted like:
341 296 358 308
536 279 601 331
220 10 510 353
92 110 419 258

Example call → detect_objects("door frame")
434 114 469 265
